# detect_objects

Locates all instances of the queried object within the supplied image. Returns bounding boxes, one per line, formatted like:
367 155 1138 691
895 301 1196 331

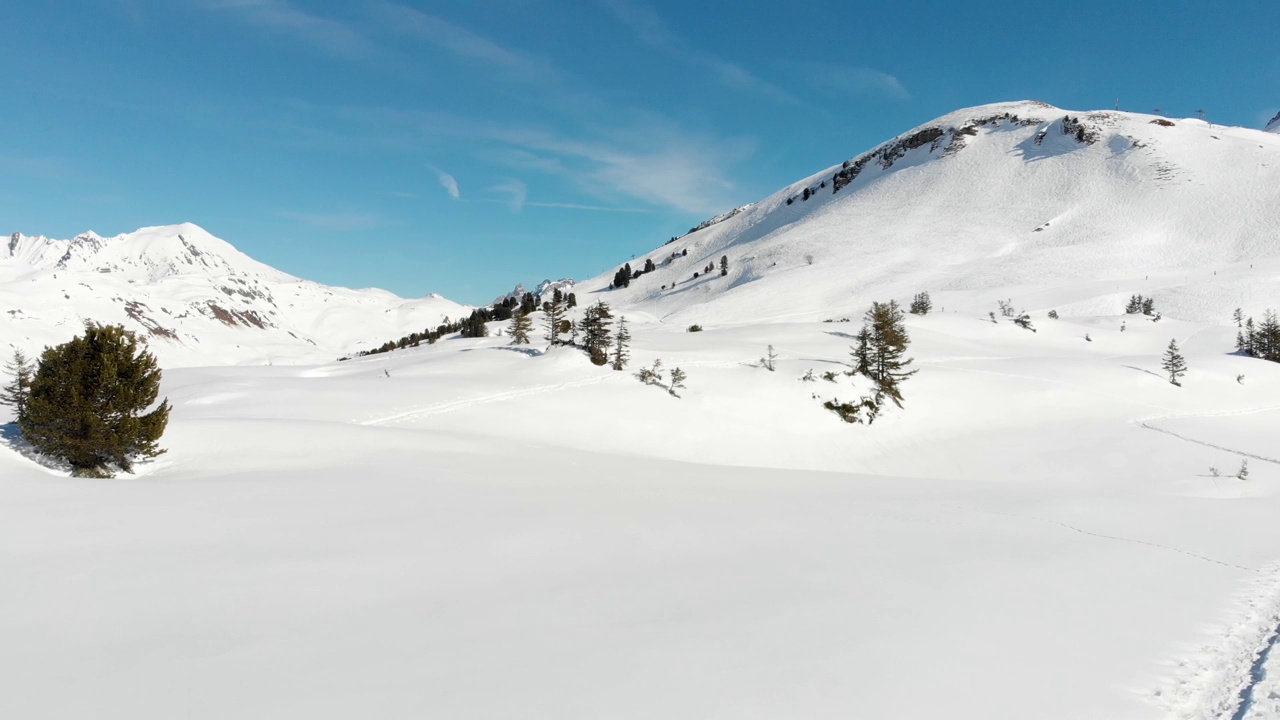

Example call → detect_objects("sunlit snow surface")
3 102 1280 718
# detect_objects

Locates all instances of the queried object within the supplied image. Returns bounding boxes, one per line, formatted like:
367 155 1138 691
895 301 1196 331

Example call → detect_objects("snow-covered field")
3 314 1279 719
3 101 1280 718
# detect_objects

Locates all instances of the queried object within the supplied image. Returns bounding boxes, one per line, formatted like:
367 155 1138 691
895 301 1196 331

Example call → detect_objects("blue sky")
2 1 1277 304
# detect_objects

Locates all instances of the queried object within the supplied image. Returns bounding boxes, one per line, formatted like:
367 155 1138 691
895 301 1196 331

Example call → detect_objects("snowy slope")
5 101 1280 720
585 101 1280 327
0 223 470 366
1266 111 1280 134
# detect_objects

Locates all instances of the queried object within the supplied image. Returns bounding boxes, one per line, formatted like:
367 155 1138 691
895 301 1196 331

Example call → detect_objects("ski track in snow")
1158 565 1280 720
1135 405 1280 467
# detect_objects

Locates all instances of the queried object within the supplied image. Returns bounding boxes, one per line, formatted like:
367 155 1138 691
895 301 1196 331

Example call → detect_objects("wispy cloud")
428 165 461 198
491 179 528 212
204 0 371 57
602 0 798 104
487 121 751 215
526 201 650 213
782 61 911 101
278 210 381 230
369 4 557 82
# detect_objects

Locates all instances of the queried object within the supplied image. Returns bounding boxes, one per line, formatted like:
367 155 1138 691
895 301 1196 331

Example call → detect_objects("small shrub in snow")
1048 310 1059 319
997 299 1016 318
687 324 703 332
800 369 816 382
636 359 663 386
989 312 998 324
1012 313 1036 332
822 371 840 382
1237 460 1250 481
1085 333 1093 342
669 367 687 397
761 345 777 372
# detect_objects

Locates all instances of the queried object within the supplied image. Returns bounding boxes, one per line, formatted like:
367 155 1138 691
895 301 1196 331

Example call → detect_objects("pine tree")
611 316 631 371
1161 339 1187 386
1244 317 1257 356
578 300 614 365
508 310 532 345
1256 310 1280 362
849 327 871 376
543 294 566 346
0 349 35 422
669 367 687 397
909 291 932 315
719 255 728 276
1233 307 1244 328
861 300 917 408
18 324 170 477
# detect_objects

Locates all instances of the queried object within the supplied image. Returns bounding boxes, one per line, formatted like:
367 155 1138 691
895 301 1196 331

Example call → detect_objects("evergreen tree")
19 324 170 477
508 310 532 345
849 326 871 376
1244 317 1257 356
1256 310 1280 362
719 256 728 276
1233 307 1244 328
543 294 566 346
578 300 614 365
1161 339 1187 386
0 349 35 422
644 258 656 273
861 300 917 407
1125 294 1143 314
669 367 687 397
909 291 932 315
611 316 631 371
566 293 578 309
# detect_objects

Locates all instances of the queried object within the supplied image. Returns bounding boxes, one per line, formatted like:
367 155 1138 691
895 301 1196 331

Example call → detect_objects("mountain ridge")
1 223 469 367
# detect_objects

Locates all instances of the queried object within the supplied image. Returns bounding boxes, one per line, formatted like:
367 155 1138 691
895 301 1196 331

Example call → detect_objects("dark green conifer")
19 324 170 477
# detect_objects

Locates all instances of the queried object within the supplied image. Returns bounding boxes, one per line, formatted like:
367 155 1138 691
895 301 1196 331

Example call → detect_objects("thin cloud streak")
781 61 911 101
369 3 558 82
602 0 799 104
204 0 372 57
278 210 381 230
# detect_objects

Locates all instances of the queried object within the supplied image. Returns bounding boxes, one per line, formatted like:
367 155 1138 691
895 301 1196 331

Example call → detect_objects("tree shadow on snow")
1121 365 1166 381
0 422 70 474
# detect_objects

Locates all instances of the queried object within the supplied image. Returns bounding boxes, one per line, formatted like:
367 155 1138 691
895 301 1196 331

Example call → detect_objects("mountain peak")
1266 110 1280 133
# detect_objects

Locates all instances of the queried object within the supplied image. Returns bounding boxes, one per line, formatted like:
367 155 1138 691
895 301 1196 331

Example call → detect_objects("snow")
0 223 470 366
1266 111 1280 134
3 100 1280 718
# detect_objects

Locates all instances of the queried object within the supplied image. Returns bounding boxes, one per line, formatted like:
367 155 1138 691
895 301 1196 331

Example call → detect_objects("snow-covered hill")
587 101 1280 328
0 223 469 366
1266 110 1280 134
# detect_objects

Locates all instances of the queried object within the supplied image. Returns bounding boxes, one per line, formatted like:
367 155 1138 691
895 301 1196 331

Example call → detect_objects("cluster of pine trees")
353 290 580 358
1235 309 1280 362
1125 294 1157 315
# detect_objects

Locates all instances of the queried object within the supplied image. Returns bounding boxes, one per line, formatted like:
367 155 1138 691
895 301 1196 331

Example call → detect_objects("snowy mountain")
587 100 1280 327
1266 110 1280 134
0 223 469 367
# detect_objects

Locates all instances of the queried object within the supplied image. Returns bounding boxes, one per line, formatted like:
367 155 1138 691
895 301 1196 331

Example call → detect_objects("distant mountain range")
1 223 468 366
